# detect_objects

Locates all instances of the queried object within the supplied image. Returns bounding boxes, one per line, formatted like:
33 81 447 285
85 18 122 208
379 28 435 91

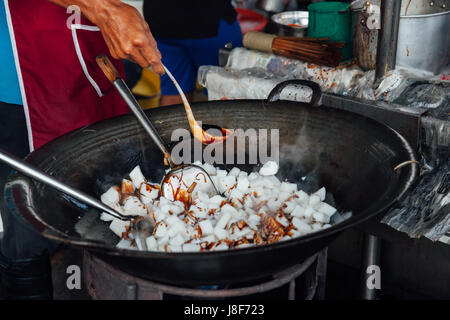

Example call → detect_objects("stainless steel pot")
271 11 309 37
396 9 450 75
352 0 450 74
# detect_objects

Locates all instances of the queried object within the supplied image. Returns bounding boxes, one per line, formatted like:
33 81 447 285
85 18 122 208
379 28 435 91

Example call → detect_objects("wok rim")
5 99 419 259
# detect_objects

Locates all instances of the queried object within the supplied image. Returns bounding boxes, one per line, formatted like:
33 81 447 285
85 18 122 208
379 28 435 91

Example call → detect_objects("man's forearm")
47 0 122 26
46 0 164 72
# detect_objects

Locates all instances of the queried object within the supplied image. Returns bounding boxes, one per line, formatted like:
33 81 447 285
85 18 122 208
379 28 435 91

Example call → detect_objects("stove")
83 249 328 300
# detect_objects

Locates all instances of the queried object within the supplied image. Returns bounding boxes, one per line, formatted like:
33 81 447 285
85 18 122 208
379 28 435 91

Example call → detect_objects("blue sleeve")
0 2 22 106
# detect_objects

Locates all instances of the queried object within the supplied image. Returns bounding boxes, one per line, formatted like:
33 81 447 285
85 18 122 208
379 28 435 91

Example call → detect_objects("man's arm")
49 0 164 74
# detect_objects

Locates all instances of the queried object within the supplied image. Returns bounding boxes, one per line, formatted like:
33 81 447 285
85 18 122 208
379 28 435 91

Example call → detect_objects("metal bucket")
352 0 450 74
396 10 450 75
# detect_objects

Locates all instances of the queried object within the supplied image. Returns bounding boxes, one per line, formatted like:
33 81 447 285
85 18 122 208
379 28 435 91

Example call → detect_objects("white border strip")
71 24 103 97
4 0 34 152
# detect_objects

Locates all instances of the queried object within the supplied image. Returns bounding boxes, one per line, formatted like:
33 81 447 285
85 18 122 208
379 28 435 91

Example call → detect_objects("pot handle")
267 79 322 106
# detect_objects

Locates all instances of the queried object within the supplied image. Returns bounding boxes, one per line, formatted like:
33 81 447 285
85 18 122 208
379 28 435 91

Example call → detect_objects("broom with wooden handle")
243 31 344 67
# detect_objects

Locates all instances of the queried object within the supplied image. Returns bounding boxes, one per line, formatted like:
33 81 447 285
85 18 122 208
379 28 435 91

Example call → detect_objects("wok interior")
22 100 414 248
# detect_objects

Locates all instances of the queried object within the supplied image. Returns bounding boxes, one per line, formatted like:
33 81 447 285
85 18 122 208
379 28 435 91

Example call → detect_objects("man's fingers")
129 49 151 69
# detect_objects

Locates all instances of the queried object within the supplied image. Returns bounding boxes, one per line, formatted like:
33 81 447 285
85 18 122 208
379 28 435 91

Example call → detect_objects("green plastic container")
307 1 353 60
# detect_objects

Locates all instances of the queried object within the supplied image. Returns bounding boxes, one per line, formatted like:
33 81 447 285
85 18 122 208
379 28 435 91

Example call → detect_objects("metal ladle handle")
96 54 174 167
0 148 130 221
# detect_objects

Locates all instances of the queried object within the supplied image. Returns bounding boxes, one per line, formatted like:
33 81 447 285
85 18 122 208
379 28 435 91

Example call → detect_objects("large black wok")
4 80 417 285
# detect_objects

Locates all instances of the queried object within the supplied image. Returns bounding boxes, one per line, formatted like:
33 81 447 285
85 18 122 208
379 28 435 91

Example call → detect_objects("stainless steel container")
271 11 309 37
352 0 450 74
396 10 450 75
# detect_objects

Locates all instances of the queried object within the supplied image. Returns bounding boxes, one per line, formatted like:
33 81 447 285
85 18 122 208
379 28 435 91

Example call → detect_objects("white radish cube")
267 199 282 212
277 192 291 203
210 176 219 190
252 187 265 198
202 163 217 176
116 239 134 250
153 208 167 222
139 183 159 204
247 214 261 227
123 196 147 216
265 175 281 187
322 224 331 229
233 227 252 238
198 219 214 235
218 175 237 193
221 204 238 216
304 207 316 220
167 222 185 238
170 202 185 215
202 235 215 243
153 222 168 238
166 215 182 226
214 226 229 240
216 211 232 229
312 211 330 224
283 200 297 214
309 194 322 209
159 204 172 216
280 182 297 193
318 202 337 217
170 233 185 246
236 176 250 193
235 243 252 249
229 188 244 201
228 167 241 177
167 244 182 252
259 161 279 176
158 196 170 207
157 234 169 247
101 186 120 206
129 166 146 189
209 195 226 206
291 205 306 218
109 219 130 237
250 177 264 188
311 222 323 230
241 198 253 210
183 243 201 252
238 171 248 178
213 242 229 251
216 169 228 177
292 217 312 233
196 191 210 203
121 179 135 194
275 214 290 227
248 172 260 181
191 206 207 219
295 190 309 205
100 212 114 222
290 229 303 238
314 187 326 201
145 236 158 251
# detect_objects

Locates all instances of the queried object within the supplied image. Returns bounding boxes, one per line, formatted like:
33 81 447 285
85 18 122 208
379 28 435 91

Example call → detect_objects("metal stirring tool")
95 55 220 202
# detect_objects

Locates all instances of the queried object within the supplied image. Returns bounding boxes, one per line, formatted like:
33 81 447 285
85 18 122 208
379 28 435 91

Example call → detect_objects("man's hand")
50 0 164 74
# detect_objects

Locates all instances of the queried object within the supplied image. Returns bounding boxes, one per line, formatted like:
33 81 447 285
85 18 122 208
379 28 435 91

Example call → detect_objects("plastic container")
236 8 268 34
307 1 353 60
